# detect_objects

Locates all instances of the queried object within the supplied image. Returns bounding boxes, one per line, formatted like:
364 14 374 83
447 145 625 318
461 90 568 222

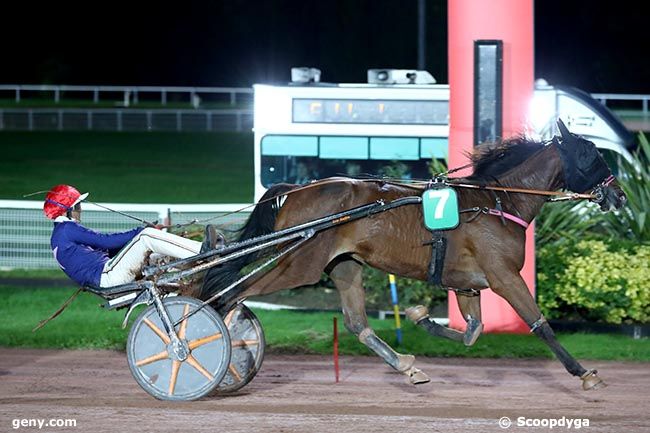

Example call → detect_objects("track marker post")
388 274 403 345
333 316 339 383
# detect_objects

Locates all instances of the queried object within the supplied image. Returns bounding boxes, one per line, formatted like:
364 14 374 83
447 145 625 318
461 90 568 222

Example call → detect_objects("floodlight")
367 69 436 85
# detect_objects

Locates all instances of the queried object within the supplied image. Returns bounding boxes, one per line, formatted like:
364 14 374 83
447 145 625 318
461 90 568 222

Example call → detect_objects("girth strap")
425 232 447 286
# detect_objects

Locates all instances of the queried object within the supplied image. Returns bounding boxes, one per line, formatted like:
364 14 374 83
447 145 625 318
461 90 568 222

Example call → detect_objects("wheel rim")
127 296 231 401
216 304 265 393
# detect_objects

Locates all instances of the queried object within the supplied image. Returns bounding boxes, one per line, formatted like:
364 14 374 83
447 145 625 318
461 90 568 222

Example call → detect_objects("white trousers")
100 227 201 287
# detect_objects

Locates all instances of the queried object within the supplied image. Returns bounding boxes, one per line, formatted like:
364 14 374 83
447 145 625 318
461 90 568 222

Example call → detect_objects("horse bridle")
587 174 616 205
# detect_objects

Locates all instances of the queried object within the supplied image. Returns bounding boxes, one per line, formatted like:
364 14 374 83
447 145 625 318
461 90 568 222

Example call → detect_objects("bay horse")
201 121 626 390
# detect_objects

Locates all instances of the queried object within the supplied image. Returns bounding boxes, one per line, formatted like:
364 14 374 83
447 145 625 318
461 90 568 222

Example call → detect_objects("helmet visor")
72 192 89 207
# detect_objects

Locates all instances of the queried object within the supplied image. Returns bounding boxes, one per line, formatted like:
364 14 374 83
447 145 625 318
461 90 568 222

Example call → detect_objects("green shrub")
535 201 603 245
538 239 650 324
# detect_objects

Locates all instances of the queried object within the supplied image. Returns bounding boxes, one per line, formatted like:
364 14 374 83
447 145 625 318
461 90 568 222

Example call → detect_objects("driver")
44 184 220 289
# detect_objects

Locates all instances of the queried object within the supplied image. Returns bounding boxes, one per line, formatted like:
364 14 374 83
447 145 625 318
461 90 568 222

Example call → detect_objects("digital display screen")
474 40 503 145
292 99 449 125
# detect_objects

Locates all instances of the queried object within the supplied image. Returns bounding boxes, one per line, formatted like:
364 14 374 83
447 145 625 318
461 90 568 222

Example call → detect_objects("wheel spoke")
143 318 171 345
224 307 240 327
224 309 235 327
135 349 169 367
188 333 222 350
228 363 242 381
168 360 181 395
231 339 259 348
186 355 214 380
177 304 190 339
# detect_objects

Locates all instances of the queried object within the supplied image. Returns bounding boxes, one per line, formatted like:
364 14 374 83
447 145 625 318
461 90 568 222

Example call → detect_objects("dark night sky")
2 1 647 93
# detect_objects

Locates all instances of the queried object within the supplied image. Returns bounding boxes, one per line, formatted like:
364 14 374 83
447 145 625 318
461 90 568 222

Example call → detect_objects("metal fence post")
161 90 167 105
16 87 20 103
58 110 63 131
176 112 182 132
87 111 92 130
117 111 123 131
230 92 236 106
134 89 139 105
93 88 99 103
206 112 212 131
54 88 60 104
643 98 648 117
28 109 33 131
146 111 152 131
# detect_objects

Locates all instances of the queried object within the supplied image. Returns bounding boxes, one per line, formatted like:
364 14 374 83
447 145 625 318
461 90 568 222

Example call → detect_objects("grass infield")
1 286 648 361
0 131 254 203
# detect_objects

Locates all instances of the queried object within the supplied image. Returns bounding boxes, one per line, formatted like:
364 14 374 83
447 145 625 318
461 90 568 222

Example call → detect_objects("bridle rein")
183 136 618 230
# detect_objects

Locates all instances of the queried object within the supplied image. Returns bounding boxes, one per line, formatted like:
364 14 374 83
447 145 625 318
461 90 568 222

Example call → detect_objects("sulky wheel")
126 296 231 401
215 303 266 393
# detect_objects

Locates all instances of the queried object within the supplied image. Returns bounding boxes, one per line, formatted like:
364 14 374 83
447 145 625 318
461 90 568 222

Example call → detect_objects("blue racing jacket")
51 217 143 287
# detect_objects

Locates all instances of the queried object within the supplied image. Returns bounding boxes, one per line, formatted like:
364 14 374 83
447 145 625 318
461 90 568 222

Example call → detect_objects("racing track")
0 349 648 432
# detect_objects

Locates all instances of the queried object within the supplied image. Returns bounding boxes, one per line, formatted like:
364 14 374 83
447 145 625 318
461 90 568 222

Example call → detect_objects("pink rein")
486 208 529 229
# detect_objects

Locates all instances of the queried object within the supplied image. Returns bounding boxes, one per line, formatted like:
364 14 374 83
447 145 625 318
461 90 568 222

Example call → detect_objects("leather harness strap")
446 181 596 200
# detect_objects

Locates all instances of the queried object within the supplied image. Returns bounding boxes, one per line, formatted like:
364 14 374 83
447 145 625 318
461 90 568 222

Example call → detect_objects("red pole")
448 0 535 333
333 316 339 383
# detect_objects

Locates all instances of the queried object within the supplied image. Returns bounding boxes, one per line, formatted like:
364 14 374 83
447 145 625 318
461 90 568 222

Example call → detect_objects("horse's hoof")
581 369 607 391
405 305 429 323
463 316 483 346
396 354 415 372
406 367 430 385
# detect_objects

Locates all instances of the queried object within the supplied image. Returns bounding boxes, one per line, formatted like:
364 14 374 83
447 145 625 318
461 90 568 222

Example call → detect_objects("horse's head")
555 119 627 211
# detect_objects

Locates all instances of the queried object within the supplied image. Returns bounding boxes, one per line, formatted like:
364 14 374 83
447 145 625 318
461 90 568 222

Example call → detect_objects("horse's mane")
466 135 546 181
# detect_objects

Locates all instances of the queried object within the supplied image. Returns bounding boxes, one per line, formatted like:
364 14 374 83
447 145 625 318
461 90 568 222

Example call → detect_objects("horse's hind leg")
456 291 484 345
328 259 430 385
489 271 605 390
405 290 483 346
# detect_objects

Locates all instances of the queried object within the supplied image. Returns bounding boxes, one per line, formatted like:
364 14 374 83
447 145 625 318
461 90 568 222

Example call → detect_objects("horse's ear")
557 118 571 139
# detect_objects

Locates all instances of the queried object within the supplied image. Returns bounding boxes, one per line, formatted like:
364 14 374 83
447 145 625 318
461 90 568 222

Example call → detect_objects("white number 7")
428 189 450 219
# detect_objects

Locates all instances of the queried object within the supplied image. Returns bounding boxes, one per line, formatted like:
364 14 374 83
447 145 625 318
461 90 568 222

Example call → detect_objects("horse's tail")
199 183 297 300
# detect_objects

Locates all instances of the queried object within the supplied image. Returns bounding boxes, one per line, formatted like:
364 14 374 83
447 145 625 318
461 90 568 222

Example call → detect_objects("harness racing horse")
201 121 626 390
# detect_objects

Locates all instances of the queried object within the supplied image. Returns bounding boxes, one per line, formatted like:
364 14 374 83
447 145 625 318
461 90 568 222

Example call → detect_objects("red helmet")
43 185 89 219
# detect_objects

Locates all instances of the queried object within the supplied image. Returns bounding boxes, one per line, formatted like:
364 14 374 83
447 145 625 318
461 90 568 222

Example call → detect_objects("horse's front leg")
406 289 483 346
488 270 606 390
328 259 430 385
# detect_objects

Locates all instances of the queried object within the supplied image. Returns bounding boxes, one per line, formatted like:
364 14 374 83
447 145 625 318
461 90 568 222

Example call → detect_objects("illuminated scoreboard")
292 99 449 125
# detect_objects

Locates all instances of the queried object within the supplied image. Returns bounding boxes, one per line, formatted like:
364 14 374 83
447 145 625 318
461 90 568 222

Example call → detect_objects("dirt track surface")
0 349 648 433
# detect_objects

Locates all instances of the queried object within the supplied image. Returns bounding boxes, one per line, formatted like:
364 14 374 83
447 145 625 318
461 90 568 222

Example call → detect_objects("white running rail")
0 200 252 269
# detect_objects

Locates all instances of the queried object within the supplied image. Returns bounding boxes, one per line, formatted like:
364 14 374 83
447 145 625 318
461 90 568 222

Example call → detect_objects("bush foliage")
537 239 650 324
